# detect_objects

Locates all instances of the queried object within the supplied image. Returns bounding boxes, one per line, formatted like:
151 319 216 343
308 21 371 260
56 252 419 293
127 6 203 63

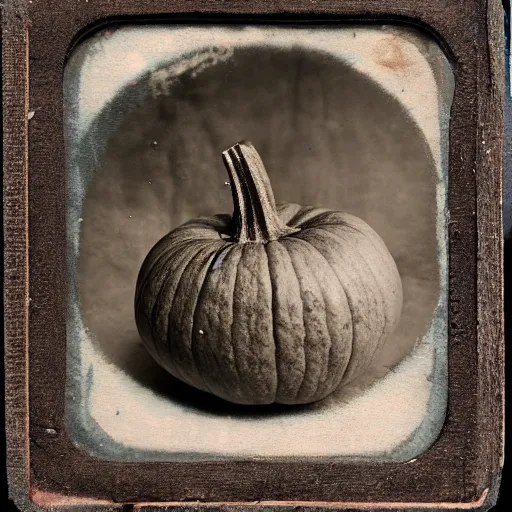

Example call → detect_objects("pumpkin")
135 141 403 405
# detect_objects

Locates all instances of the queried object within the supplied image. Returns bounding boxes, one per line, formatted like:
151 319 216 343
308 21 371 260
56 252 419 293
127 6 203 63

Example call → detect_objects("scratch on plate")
149 47 234 98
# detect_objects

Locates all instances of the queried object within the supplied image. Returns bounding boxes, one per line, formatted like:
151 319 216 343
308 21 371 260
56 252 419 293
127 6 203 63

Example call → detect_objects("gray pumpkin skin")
135 142 402 405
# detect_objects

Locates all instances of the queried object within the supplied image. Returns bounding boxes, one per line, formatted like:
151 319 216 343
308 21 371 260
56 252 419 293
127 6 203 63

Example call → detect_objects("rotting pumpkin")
135 141 403 405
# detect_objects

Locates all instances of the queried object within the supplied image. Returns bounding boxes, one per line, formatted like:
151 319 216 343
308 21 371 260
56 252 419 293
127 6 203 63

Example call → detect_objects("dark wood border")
3 0 504 510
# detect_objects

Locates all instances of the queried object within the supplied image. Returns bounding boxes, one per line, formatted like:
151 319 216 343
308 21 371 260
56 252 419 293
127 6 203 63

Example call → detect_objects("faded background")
65 25 453 460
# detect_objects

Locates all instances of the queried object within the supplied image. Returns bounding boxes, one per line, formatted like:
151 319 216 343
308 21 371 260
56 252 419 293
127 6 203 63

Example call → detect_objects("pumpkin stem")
222 141 300 243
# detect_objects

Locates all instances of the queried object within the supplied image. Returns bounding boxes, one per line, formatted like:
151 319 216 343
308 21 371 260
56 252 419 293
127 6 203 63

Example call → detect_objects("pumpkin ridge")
298 211 361 233
136 239 185 307
303 220 361 233
160 241 205 384
149 242 197 365
136 239 200 368
189 244 230 397
182 213 231 230
191 242 234 397
266 240 307 403
353 223 403 334
279 241 308 402
276 203 303 225
319 215 393 261
311 226 391 384
296 238 334 400
158 219 222 246
148 240 199 326
283 238 333 403
256 243 279 402
337 217 403 306
215 244 246 402
229 244 247 399
191 243 245 403
347 250 389 382
295 228 375 386
263 242 280 403
137 236 207 306
230 243 277 403
165 240 220 387
286 206 331 228
316 225 391 340
293 235 354 395
167 240 222 393
338 228 399 373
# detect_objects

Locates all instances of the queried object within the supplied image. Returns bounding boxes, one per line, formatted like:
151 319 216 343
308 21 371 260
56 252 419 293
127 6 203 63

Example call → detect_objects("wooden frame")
2 0 504 510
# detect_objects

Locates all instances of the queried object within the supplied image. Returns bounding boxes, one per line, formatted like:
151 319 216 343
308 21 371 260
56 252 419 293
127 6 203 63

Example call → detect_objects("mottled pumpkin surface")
134 138 403 405
136 197 402 404
78 47 440 411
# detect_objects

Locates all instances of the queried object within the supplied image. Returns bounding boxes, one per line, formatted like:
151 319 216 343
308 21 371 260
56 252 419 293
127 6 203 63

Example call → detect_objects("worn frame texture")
2 0 505 511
